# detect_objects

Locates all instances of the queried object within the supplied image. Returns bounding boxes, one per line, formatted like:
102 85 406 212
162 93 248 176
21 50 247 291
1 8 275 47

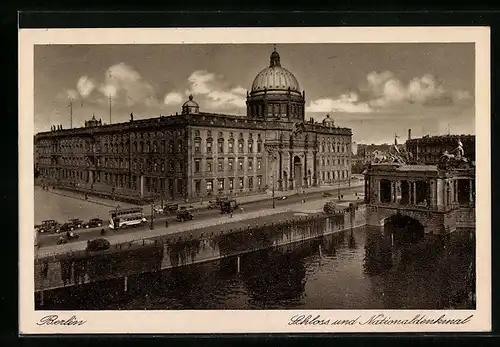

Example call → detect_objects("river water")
41 224 475 310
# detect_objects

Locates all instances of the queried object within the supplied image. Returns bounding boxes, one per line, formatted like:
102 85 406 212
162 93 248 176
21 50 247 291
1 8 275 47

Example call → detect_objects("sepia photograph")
19 27 490 334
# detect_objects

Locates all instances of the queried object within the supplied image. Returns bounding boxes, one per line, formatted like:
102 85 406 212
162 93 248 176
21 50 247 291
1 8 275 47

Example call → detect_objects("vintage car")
220 199 238 214
84 218 103 228
69 218 84 229
37 220 60 233
176 210 194 222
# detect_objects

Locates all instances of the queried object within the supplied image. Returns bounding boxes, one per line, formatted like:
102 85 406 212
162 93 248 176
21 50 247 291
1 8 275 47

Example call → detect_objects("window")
228 140 234 153
168 141 173 153
229 178 234 190
218 140 224 153
195 180 201 194
207 130 212 137
178 140 183 152
248 158 253 170
257 176 262 188
238 140 244 153
153 141 158 153
239 177 244 188
228 158 234 171
161 162 165 172
169 161 174 172
257 159 262 170
218 158 224 172
160 140 165 153
248 177 253 189
194 140 201 153
206 160 212 172
257 141 262 153
218 178 224 191
322 158 325 166
195 159 200 173
195 130 200 137
248 141 253 153
206 140 212 153
206 180 213 193
238 158 244 171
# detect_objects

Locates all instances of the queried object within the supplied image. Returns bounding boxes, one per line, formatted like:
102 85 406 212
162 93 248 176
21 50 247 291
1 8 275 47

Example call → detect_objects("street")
36 184 364 248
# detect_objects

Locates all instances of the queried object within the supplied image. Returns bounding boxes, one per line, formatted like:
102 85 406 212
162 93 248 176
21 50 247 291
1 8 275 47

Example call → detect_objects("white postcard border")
19 26 491 334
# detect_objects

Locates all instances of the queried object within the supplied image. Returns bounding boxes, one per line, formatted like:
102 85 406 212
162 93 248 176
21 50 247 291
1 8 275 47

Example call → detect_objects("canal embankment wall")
35 204 367 293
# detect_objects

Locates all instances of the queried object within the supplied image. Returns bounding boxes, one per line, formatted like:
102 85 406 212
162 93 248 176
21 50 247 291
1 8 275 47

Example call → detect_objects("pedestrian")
85 193 88 200
165 219 169 228
100 228 105 236
230 210 233 218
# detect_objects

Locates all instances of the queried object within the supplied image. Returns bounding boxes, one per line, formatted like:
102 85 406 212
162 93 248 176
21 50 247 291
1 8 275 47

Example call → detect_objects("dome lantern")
182 94 200 115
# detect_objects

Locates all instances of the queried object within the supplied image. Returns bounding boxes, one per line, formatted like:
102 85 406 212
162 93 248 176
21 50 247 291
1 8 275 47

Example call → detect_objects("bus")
109 207 147 230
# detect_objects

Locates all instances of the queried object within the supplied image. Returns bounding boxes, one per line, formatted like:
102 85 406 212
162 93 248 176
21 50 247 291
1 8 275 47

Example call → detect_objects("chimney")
408 129 412 140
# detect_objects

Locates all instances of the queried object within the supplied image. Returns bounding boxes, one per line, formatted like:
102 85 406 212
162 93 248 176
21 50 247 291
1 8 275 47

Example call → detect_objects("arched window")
195 130 200 137
207 130 212 137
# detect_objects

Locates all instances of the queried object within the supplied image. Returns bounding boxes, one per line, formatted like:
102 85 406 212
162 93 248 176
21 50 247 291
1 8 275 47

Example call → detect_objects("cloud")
307 92 372 113
185 70 247 110
99 62 156 107
164 92 183 106
307 71 473 114
76 76 95 98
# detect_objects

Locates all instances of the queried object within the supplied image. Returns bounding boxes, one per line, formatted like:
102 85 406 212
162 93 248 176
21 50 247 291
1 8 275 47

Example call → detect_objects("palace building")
34 48 353 203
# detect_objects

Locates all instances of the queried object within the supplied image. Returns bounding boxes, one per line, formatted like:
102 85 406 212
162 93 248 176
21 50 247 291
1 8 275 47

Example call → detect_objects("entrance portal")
293 156 302 190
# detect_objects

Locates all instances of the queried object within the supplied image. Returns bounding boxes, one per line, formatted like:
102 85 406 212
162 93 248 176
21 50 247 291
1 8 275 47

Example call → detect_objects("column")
312 150 318 186
140 174 144 198
391 181 396 203
377 179 381 203
303 151 308 187
278 150 283 190
413 182 417 204
436 178 444 207
395 180 402 203
289 150 294 190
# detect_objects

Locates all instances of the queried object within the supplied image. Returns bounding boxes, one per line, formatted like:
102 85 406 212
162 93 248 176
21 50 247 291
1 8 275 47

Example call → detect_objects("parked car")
322 192 333 197
274 196 287 200
84 218 103 228
38 220 60 233
86 238 111 252
59 222 76 232
179 205 195 211
176 210 194 222
166 203 179 211
220 199 238 214
69 218 84 229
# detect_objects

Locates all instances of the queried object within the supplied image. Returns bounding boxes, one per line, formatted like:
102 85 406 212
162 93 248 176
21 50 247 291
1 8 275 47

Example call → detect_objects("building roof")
396 165 438 172
251 48 300 94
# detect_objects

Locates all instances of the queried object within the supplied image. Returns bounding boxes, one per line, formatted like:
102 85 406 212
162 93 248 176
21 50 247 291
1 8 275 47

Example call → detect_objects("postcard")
19 26 491 334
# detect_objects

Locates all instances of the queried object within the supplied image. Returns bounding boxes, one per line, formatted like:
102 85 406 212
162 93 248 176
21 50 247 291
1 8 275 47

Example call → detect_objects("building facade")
406 134 475 165
35 48 353 203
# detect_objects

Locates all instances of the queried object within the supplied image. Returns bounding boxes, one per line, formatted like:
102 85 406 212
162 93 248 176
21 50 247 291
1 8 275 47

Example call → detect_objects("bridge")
364 162 475 240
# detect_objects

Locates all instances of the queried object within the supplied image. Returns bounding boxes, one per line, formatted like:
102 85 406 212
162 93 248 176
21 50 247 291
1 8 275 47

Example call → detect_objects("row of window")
321 170 350 181
194 157 262 173
195 176 263 194
319 143 350 153
193 130 262 140
321 157 350 167
194 139 263 154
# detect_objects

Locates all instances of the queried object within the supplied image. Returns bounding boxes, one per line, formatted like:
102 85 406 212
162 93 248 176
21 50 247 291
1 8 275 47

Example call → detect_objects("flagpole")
109 96 112 124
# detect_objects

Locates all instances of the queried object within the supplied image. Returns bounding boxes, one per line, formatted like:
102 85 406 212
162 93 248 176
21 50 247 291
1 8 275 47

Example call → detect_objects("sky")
34 43 475 144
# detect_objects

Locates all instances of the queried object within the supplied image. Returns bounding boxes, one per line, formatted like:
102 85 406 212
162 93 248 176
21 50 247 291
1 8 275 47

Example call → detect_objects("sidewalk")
162 180 364 211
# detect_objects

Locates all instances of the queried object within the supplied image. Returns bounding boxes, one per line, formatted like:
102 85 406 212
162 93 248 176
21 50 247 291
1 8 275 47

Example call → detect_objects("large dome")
251 48 300 93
